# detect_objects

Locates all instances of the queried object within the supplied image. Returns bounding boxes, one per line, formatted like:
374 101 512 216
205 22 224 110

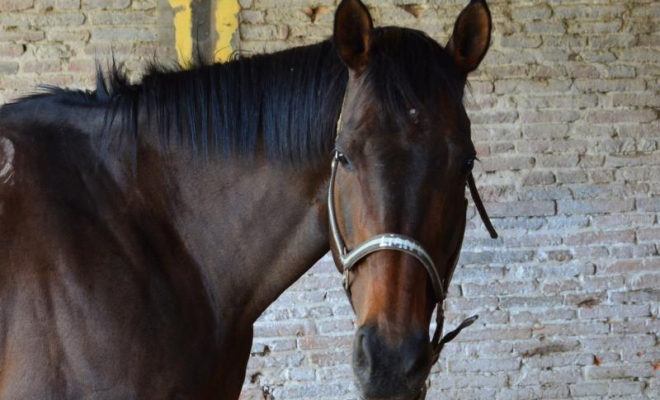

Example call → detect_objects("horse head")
329 1 494 398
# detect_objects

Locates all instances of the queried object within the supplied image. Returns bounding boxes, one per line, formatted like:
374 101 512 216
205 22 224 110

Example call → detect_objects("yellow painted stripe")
215 0 240 62
169 0 193 65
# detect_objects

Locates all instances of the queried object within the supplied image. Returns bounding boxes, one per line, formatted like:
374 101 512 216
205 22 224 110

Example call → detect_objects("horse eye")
335 151 349 166
462 157 475 176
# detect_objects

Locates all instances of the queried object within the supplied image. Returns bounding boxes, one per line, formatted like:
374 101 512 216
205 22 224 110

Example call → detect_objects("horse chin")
353 367 430 400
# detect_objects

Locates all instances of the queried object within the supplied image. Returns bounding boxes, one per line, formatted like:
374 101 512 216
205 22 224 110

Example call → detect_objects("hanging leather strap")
468 173 498 239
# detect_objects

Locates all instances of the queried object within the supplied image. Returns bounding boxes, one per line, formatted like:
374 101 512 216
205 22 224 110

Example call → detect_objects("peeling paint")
215 0 240 62
168 0 193 65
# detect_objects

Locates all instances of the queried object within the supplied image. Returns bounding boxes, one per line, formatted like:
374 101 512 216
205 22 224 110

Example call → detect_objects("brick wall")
0 0 176 104
2 1 659 399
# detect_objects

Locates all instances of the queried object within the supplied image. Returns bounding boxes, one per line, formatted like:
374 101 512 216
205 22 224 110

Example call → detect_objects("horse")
0 0 496 399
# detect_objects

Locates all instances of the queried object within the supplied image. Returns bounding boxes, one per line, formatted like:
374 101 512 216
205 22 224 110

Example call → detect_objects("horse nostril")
402 330 431 378
404 348 429 378
355 327 375 373
352 326 432 399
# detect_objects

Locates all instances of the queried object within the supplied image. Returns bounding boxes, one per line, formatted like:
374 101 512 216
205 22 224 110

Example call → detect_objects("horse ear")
334 0 373 71
446 0 492 75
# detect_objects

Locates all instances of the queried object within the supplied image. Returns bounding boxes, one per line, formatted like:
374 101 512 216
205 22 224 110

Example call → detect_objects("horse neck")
132 139 332 326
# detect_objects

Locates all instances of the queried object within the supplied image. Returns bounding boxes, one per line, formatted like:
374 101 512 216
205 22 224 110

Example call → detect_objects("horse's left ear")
334 0 373 72
447 0 492 75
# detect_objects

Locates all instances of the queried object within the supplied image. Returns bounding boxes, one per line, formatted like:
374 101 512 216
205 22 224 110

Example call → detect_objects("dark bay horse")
0 0 495 399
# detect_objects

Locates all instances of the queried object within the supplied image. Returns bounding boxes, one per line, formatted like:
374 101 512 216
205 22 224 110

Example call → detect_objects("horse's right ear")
447 0 492 75
334 0 373 72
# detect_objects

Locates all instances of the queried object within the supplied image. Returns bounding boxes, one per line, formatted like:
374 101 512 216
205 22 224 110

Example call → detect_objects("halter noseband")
328 94 498 399
328 154 445 301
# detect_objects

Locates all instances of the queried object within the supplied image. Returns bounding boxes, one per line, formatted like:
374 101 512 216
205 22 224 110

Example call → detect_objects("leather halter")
328 154 445 301
328 94 498 399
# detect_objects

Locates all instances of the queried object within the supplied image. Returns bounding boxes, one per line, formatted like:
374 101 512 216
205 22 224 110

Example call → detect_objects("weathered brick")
607 153 660 167
565 230 636 246
576 78 646 93
520 110 579 124
0 43 26 58
83 0 130 9
637 228 660 242
578 304 651 320
483 201 555 218
521 123 569 139
91 27 156 42
568 20 623 34
0 62 19 74
512 308 577 323
526 22 566 34
612 93 660 109
582 275 625 291
627 274 660 291
0 29 45 42
586 363 656 379
500 296 563 310
500 35 542 49
88 10 155 25
449 357 521 373
637 197 660 212
537 154 579 168
21 60 61 73
569 383 609 397
47 30 90 41
495 79 572 95
463 281 536 297
511 4 551 20
557 199 635 215
499 385 569 400
522 171 555 186
534 322 609 336
34 12 86 26
132 0 155 10
553 5 626 19
587 109 657 124
540 278 580 293
479 156 535 172
0 0 34 12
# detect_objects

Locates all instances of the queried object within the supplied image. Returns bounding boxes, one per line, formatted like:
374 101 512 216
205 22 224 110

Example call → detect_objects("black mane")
8 27 463 164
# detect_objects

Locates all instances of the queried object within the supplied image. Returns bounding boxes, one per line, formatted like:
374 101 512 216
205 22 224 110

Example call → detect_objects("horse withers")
0 0 494 399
